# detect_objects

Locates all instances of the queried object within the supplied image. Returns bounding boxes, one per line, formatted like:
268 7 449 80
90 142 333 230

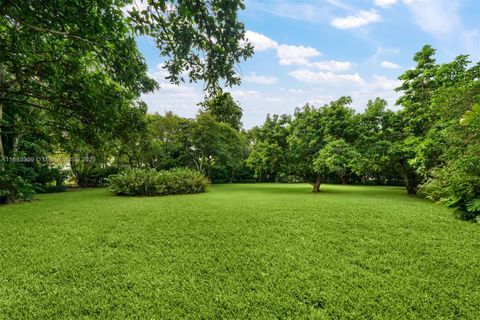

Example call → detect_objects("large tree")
288 97 357 192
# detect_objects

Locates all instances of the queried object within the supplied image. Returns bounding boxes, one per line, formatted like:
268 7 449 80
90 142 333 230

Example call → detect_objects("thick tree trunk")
313 174 321 193
400 159 418 195
405 174 418 195
341 175 348 185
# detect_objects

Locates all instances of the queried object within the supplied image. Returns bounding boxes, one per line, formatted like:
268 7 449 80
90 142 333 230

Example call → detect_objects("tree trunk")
400 159 418 195
207 161 212 181
12 117 23 156
405 174 418 195
70 154 78 183
341 175 347 185
313 175 321 193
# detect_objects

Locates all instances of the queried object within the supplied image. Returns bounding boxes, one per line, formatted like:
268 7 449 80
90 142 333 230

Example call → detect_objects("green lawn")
1 184 479 319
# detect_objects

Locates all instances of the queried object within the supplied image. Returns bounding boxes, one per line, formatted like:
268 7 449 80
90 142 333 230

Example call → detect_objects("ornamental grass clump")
107 168 208 196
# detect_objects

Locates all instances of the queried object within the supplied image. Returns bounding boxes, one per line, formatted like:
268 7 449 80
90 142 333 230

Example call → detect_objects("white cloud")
371 75 402 90
231 90 260 98
380 60 401 69
142 64 203 119
277 44 322 65
307 95 334 106
288 88 310 94
266 97 281 102
326 0 355 11
314 60 353 71
404 0 460 38
148 64 170 81
289 69 365 85
248 2 331 24
403 0 459 39
402 0 479 59
374 0 397 8
331 9 381 29
244 30 278 52
347 75 402 111
142 83 203 119
244 72 278 85
244 31 324 67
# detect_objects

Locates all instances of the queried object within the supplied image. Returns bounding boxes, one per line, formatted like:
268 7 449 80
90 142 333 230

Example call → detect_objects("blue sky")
137 0 480 128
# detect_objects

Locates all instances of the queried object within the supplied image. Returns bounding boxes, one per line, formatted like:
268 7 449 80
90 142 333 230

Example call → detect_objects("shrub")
107 168 209 196
34 165 69 193
75 166 119 187
420 144 480 221
0 164 36 204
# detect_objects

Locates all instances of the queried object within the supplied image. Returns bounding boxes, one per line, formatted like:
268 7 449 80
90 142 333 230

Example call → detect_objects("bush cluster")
0 163 69 204
107 168 209 196
0 165 35 204
420 144 480 221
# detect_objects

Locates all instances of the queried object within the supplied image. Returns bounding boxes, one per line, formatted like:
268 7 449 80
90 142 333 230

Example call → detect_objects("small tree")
200 92 243 130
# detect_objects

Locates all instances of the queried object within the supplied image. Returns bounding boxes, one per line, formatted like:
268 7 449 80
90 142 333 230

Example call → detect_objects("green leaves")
466 198 480 213
107 168 209 196
460 103 480 126
201 91 243 130
313 139 363 182
127 0 253 93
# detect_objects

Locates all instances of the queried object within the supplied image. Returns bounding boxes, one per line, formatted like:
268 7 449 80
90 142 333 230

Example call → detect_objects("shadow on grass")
211 183 408 197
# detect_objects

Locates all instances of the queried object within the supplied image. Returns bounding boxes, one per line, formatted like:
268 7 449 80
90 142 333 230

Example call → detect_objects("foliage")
460 103 480 126
355 98 403 185
200 92 243 130
247 114 291 182
0 163 35 204
248 97 403 191
33 165 69 193
287 97 357 192
127 0 253 93
115 112 191 170
107 168 208 196
74 166 119 188
112 111 248 183
313 138 363 184
420 143 480 220
394 45 480 217
188 112 245 179
394 47 480 197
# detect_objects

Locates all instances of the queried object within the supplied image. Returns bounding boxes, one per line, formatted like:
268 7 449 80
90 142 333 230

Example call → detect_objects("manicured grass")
1 184 479 319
